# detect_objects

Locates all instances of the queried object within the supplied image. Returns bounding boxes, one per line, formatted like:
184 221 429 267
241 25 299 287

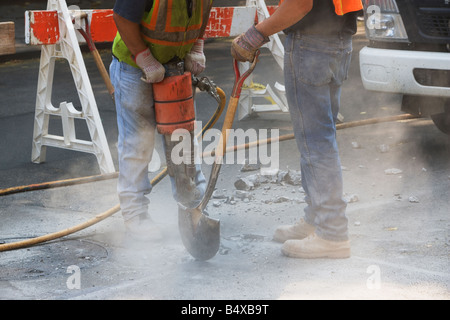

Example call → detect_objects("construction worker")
109 0 212 240
231 0 363 258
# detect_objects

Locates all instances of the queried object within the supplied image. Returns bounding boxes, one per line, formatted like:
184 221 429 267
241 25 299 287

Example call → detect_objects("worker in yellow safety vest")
231 0 363 259
109 0 212 241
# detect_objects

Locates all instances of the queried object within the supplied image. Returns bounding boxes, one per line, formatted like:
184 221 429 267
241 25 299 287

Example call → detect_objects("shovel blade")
178 206 220 261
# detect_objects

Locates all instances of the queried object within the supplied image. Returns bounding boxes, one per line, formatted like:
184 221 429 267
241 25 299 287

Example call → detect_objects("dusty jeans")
110 57 206 221
284 32 353 241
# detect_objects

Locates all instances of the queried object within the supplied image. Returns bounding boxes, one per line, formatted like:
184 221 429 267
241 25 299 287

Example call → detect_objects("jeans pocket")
296 47 333 87
335 49 353 85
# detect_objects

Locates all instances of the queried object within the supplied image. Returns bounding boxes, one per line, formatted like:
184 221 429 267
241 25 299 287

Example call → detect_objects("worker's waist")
112 53 185 76
286 30 353 40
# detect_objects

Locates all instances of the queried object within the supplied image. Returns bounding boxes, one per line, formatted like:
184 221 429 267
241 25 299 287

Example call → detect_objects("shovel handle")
216 52 260 159
188 53 260 212
231 52 260 99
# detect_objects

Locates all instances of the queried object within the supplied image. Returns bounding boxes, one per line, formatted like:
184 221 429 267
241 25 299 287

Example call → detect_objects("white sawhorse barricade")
28 0 115 174
25 0 287 174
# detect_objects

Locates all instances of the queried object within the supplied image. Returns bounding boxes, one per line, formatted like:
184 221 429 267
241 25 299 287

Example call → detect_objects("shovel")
178 52 260 261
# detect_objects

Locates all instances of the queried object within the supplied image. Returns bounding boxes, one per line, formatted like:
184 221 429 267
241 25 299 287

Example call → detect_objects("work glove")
231 25 269 62
185 38 206 76
133 48 165 83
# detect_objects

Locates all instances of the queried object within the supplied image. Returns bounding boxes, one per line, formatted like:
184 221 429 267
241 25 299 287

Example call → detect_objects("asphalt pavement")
0 0 449 302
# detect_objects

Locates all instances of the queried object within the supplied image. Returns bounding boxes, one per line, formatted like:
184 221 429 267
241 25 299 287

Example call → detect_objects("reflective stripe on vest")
333 0 363 16
140 0 212 47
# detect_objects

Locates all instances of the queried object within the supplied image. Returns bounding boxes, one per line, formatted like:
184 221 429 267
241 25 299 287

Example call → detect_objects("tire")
431 102 450 135
431 111 450 135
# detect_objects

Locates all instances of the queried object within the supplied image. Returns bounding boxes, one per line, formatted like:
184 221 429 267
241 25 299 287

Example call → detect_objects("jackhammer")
153 61 200 206
153 59 222 206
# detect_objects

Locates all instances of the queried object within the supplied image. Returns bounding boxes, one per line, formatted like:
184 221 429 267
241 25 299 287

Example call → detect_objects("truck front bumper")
359 47 450 98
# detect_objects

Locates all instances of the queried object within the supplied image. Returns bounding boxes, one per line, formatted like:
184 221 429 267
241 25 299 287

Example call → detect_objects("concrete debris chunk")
260 167 279 177
377 144 390 153
234 177 254 190
351 141 361 149
276 170 288 183
385 168 403 175
393 194 402 201
285 169 302 186
269 169 302 185
235 167 302 190
344 193 359 203
233 190 252 200
246 173 270 186
212 189 227 199
231 167 304 208
274 196 290 203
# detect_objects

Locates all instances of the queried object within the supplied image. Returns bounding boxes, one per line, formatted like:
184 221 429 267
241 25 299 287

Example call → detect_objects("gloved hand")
231 25 269 62
133 48 165 83
185 38 206 76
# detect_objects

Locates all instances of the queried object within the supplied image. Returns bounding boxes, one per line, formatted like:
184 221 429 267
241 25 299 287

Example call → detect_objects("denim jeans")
284 32 353 241
109 57 206 221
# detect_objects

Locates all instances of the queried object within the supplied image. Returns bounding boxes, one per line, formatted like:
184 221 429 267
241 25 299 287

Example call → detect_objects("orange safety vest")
140 0 212 49
112 0 212 66
277 0 363 16
333 0 363 15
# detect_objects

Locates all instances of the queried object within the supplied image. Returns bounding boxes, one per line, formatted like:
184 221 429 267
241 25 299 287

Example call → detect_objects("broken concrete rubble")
234 168 302 191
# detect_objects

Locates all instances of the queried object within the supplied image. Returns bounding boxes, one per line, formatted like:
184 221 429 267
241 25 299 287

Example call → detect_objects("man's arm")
113 12 147 58
255 0 313 37
112 1 165 83
231 0 313 62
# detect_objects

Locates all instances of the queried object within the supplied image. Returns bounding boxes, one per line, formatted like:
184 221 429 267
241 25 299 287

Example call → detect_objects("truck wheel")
431 108 450 135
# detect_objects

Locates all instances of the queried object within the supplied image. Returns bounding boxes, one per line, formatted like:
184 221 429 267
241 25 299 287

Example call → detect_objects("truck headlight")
364 0 409 42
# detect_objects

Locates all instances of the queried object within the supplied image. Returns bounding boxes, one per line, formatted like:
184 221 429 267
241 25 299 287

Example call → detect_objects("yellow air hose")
0 92 417 252
0 87 227 252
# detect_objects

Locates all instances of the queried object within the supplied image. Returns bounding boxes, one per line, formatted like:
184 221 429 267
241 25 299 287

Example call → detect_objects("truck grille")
419 14 450 38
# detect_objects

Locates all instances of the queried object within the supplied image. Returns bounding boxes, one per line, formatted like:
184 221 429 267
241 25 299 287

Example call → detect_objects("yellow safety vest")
113 0 212 67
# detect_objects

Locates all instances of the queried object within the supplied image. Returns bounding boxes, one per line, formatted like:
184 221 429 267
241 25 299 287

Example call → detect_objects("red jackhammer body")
152 62 199 204
153 71 196 135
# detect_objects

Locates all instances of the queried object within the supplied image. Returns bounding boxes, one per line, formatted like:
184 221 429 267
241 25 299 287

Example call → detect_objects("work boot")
124 214 163 241
273 218 315 243
281 233 351 259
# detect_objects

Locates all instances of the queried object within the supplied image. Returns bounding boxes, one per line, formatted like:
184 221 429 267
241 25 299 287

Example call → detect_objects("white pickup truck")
359 0 450 134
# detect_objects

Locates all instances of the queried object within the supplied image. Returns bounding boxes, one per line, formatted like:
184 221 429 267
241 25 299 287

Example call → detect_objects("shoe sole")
281 246 351 259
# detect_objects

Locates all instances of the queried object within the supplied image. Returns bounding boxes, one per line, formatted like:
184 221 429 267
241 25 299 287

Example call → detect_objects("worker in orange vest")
232 0 363 259
110 0 212 241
